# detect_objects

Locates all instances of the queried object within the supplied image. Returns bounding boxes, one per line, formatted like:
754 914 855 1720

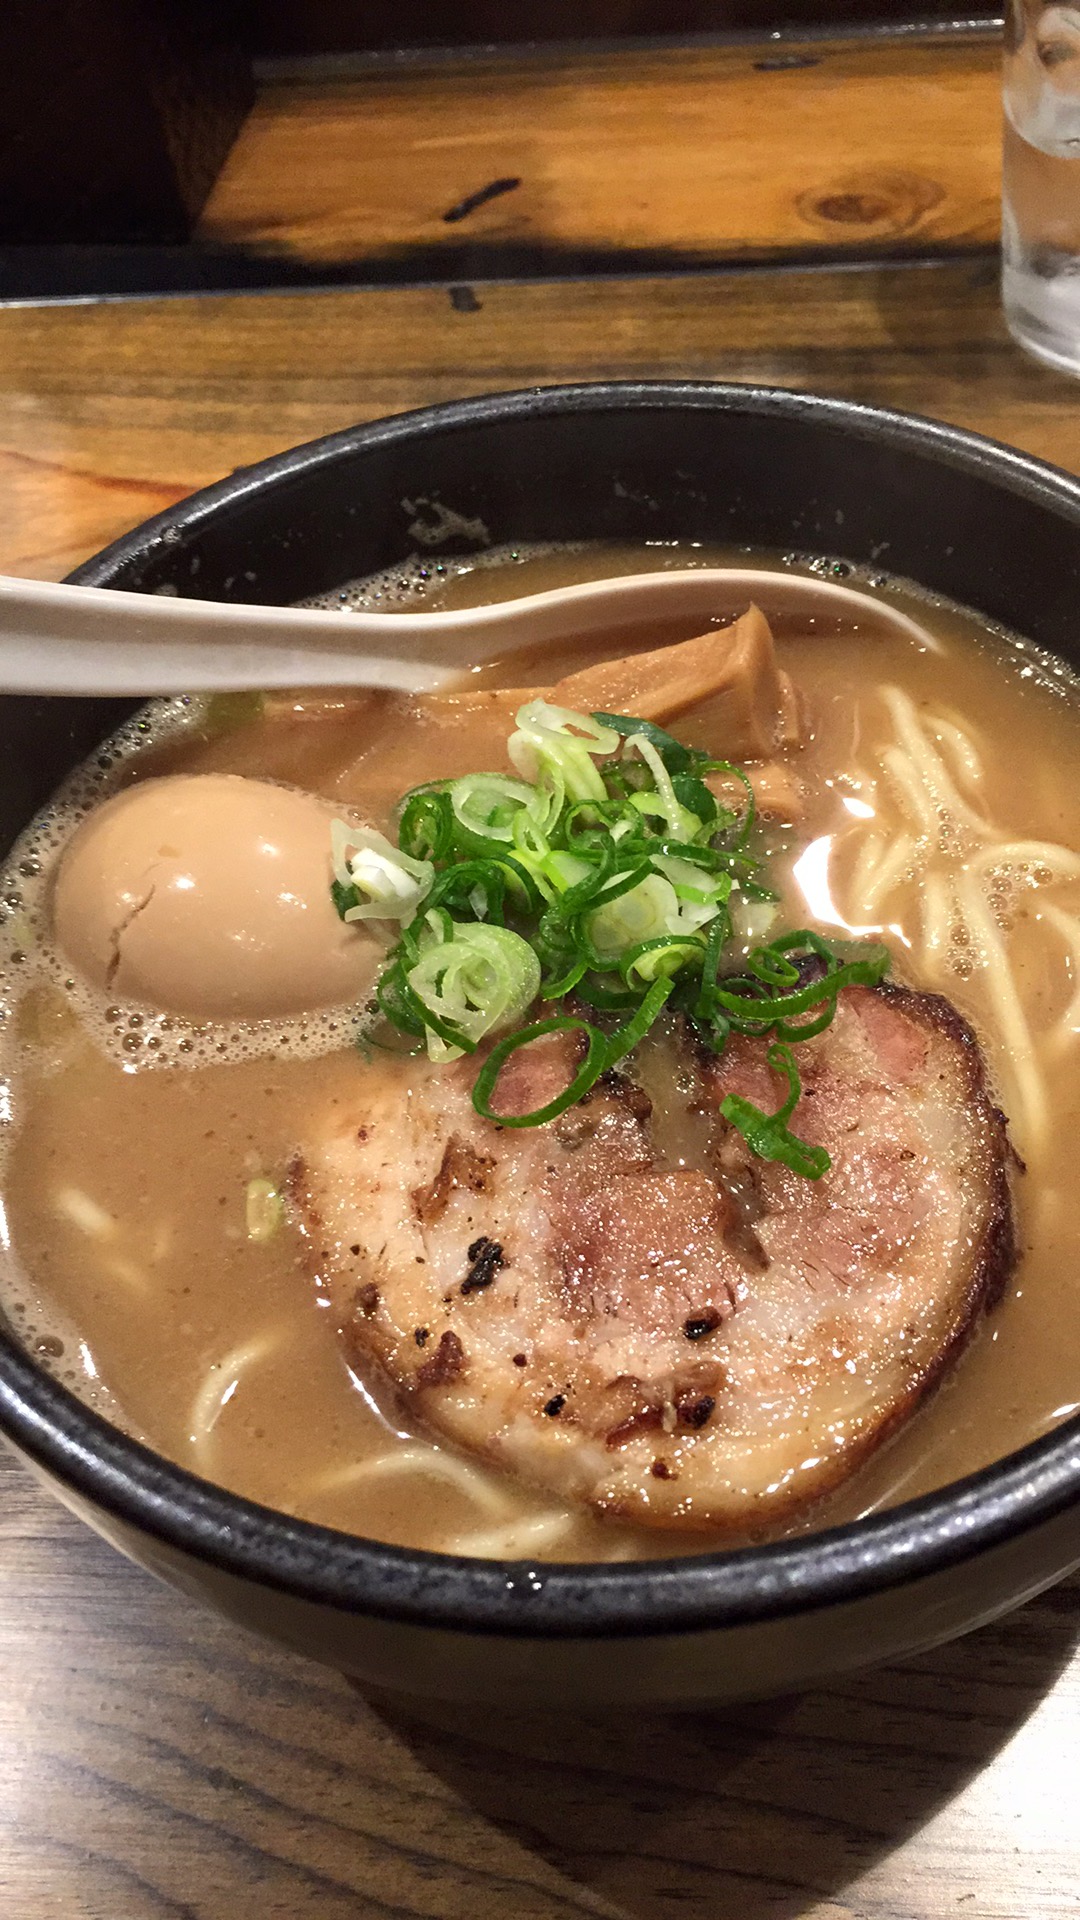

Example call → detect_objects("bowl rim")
4 376 1080 1640
69 377 1080 597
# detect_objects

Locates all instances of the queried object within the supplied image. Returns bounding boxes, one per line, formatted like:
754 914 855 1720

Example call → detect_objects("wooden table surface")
4 30 1080 1920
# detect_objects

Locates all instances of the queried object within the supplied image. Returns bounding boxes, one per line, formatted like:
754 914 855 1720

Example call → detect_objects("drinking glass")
1003 1 1080 373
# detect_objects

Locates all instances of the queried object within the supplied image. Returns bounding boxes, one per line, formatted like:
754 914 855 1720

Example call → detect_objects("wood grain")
3 256 1077 580
5 254 1080 1916
196 34 1002 268
2 1441 1078 1919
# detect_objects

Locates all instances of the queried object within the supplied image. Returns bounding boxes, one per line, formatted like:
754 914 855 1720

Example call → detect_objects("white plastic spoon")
0 567 938 697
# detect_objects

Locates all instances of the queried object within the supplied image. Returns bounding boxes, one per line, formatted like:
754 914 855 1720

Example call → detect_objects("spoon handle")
0 567 935 697
0 575 452 695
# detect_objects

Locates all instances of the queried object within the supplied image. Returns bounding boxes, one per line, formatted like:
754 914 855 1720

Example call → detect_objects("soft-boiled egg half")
52 773 380 1020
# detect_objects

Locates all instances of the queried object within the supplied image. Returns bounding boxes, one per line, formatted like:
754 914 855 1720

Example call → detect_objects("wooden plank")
1 257 1073 581
196 33 1002 269
2 1444 1080 1919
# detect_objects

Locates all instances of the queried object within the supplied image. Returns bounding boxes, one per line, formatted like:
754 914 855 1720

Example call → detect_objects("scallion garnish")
245 1176 284 1242
400 915 541 1063
718 1042 831 1181
331 703 890 1175
330 820 434 923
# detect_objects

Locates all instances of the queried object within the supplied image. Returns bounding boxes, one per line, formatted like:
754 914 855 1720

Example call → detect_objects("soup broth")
2 542 1080 1560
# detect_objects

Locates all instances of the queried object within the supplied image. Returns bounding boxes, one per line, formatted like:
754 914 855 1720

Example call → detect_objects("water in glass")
1003 2 1080 373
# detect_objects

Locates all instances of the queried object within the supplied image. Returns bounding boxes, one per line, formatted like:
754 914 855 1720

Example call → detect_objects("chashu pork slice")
289 985 1016 1534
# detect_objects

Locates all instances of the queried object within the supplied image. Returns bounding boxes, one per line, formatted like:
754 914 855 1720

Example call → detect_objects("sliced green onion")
508 700 619 805
603 974 676 1067
379 957 470 1052
651 851 732 912
720 1041 830 1180
473 1016 610 1127
588 871 681 961
246 1176 284 1242
575 971 640 1012
623 732 693 838
406 919 541 1063
773 1002 843 1043
591 710 703 775
448 772 538 844
748 945 802 991
540 954 589 1000
426 860 508 923
542 848 594 894
331 820 433 924
619 934 706 988
397 788 454 862
709 938 891 1028
671 770 720 829
332 695 893 1174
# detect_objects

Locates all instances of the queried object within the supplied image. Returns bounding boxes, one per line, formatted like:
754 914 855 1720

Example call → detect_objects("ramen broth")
2 541 1080 1560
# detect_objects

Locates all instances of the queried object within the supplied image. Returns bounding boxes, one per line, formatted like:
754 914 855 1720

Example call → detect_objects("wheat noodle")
306 1444 514 1517
833 686 1080 1151
188 1331 284 1469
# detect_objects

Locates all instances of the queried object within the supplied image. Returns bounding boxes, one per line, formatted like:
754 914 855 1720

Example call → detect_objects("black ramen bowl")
2 382 1080 1708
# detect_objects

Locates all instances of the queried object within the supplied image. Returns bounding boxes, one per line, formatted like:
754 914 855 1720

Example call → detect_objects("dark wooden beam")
0 0 253 242
249 2 1002 55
